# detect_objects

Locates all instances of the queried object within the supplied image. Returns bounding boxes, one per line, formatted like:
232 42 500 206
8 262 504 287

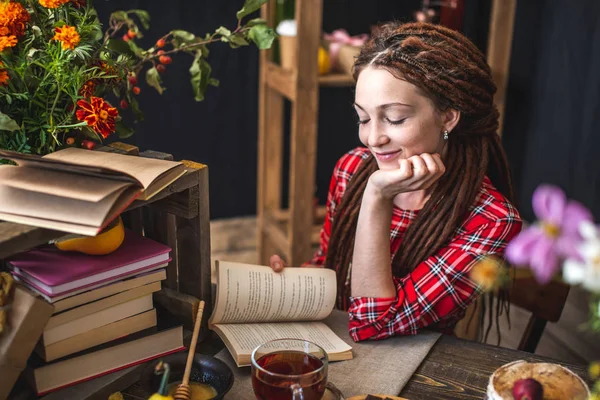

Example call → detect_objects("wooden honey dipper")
173 300 205 400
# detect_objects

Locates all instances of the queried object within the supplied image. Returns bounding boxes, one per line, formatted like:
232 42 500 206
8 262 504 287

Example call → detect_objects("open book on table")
0 148 186 236
209 260 353 367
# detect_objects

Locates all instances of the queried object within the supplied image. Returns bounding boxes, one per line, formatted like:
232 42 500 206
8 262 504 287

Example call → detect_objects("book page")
0 183 139 233
0 166 132 202
210 261 337 325
44 148 184 190
214 321 352 364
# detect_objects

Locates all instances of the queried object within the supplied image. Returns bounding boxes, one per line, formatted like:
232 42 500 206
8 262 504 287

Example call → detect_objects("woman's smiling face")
354 66 454 170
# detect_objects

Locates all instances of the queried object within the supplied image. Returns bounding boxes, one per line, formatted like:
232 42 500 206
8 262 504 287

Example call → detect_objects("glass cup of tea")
251 339 328 400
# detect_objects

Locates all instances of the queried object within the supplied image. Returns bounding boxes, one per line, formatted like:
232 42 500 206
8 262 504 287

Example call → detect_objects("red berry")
65 137 75 145
120 99 128 109
156 39 165 48
512 378 543 400
157 50 165 55
127 29 136 39
82 140 96 150
159 55 172 65
132 86 141 95
128 75 138 85
156 64 166 73
122 34 130 42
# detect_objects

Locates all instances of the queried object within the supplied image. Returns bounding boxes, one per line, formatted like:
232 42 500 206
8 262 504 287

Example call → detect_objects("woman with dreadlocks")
270 21 522 342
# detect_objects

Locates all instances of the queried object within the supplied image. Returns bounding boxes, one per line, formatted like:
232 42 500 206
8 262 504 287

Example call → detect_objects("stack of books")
6 230 185 395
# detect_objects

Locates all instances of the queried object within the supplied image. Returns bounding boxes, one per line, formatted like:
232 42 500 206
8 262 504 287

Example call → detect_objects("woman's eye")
357 119 370 125
386 118 407 125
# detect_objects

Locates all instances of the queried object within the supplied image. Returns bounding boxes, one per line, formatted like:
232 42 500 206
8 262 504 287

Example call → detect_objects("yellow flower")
470 256 507 292
38 0 70 8
590 362 600 379
0 35 17 52
52 25 80 50
0 1 30 38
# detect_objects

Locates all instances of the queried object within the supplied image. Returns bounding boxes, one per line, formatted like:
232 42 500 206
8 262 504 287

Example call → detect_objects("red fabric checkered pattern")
304 147 522 341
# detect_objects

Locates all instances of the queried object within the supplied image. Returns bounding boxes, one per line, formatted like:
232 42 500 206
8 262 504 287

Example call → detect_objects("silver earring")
443 130 449 140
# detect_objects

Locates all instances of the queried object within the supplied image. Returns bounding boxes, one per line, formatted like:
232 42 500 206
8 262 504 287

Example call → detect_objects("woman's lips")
374 150 401 162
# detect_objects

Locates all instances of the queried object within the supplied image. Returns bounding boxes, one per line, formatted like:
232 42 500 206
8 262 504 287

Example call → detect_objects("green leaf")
246 18 267 26
127 40 144 56
115 120 134 139
189 52 213 102
215 27 249 48
209 78 220 87
107 38 135 57
229 35 249 48
236 0 267 20
171 30 195 43
248 24 276 50
145 67 165 95
0 112 19 132
215 27 232 38
110 11 128 21
129 97 144 121
130 9 150 30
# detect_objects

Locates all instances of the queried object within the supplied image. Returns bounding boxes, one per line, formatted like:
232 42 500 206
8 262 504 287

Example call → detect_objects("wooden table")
400 335 589 399
117 333 589 400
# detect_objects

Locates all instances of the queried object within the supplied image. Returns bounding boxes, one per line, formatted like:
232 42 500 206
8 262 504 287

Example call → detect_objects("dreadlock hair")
324 21 516 342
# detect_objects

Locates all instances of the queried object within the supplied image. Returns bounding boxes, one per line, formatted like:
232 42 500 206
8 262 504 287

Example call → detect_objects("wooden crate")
0 143 212 399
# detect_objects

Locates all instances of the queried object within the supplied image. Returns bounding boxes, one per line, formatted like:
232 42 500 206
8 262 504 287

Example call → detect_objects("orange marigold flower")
0 1 30 38
76 97 118 139
52 25 80 50
79 79 96 98
0 35 17 52
0 62 8 86
0 71 8 86
70 0 86 8
38 0 69 8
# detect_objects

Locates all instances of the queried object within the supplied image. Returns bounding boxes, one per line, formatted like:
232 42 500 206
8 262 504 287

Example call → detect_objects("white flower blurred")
563 221 600 292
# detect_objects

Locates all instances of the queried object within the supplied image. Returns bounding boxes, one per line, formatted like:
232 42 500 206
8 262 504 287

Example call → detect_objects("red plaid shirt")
304 147 522 341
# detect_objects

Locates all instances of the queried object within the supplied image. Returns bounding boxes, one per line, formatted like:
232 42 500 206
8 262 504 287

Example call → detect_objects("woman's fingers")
408 155 428 178
269 254 286 272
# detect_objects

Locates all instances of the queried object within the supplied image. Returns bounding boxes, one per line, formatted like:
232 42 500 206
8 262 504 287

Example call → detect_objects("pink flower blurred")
505 184 593 284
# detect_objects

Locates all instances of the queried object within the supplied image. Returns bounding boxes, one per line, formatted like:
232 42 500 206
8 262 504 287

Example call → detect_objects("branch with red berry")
106 0 275 121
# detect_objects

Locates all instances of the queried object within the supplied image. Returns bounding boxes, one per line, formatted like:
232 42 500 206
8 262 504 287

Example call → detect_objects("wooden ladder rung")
271 205 327 223
263 210 291 260
265 61 296 101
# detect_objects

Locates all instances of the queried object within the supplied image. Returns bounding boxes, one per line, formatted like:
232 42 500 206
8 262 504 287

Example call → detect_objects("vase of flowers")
470 183 600 397
0 0 275 156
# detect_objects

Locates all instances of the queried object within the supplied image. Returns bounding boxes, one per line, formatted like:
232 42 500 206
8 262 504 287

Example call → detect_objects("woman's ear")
442 108 460 133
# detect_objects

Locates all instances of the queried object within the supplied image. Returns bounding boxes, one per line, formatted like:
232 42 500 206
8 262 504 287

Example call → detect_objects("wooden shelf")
264 62 354 101
265 61 296 100
257 0 331 267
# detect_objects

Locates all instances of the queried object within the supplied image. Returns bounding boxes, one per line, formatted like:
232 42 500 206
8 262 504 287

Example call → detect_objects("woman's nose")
367 125 390 147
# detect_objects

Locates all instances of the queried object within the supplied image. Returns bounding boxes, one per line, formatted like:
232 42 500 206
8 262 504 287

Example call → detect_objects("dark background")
94 0 600 222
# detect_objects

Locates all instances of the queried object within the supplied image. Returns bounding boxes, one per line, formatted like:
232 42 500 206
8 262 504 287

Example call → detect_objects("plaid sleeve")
348 215 522 341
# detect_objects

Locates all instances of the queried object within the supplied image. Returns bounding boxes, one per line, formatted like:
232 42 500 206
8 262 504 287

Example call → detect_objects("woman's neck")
393 190 430 211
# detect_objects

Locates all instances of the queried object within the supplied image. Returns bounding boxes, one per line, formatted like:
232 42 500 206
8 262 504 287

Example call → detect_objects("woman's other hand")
269 254 286 272
269 255 321 272
367 153 445 200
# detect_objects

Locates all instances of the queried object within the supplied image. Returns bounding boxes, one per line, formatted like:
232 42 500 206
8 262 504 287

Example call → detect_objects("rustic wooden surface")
118 333 589 400
400 335 589 400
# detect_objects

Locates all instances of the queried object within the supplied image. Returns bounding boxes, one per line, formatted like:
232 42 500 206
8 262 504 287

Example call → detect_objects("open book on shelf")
209 260 353 367
0 148 186 235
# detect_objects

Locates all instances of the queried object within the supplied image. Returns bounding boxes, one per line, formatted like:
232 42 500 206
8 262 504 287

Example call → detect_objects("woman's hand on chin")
367 153 445 200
